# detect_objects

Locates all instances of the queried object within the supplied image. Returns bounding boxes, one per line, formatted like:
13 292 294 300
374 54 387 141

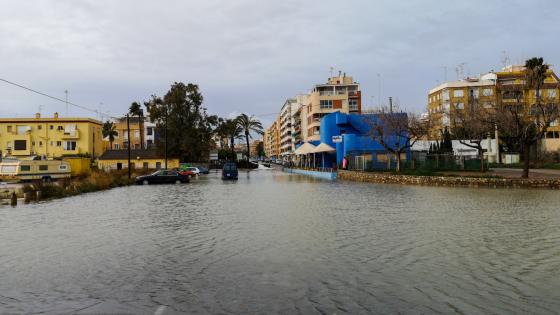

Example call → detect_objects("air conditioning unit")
25 126 32 132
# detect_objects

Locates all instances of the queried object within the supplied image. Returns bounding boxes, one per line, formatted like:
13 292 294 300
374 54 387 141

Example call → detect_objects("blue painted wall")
319 111 411 166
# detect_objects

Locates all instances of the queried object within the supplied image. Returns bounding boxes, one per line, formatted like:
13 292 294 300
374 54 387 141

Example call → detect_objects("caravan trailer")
0 158 71 181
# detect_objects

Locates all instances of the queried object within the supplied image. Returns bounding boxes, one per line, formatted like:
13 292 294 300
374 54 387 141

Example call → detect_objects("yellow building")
305 72 362 142
264 118 281 159
111 117 144 150
428 65 560 142
0 113 104 159
97 149 179 171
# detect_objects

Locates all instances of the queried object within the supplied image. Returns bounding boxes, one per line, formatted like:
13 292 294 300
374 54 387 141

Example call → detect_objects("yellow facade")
427 66 560 138
112 117 144 150
0 113 104 159
98 158 179 171
62 156 92 176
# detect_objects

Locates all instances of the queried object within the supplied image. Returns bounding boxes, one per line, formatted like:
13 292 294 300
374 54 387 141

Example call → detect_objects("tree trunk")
245 133 250 161
522 144 530 178
230 137 235 160
396 152 401 172
479 149 485 173
110 140 113 150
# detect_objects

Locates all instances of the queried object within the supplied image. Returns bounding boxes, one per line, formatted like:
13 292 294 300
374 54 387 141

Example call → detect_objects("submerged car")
197 166 210 174
135 169 190 185
222 162 238 180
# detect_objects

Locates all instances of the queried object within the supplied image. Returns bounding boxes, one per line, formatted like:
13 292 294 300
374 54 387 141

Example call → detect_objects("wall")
98 158 180 171
338 170 560 189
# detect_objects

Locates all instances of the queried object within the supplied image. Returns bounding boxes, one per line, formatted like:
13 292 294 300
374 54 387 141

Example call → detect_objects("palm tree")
102 120 118 150
236 113 264 160
129 101 144 149
222 119 243 159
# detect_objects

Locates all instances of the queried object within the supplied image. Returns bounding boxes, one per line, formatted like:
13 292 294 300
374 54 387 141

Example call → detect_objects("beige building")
0 113 104 159
305 72 362 142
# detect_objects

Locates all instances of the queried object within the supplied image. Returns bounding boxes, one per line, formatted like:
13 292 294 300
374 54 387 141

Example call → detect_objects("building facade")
0 113 104 159
305 72 362 142
428 65 560 143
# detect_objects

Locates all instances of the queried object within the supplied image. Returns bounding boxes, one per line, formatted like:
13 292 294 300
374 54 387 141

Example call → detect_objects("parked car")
174 168 196 177
197 166 209 174
184 167 200 175
135 169 190 185
222 162 238 180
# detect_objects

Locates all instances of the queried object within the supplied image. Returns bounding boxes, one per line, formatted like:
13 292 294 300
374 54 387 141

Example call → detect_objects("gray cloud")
1 0 558 126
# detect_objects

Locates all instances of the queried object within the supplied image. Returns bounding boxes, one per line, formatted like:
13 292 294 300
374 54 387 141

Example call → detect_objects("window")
442 90 449 101
39 165 48 171
39 141 43 147
456 103 464 109
59 165 68 171
64 141 77 151
114 143 120 150
469 88 479 99
319 100 333 109
147 127 153 136
50 141 54 146
50 125 54 130
156 162 162 170
376 153 388 163
483 102 493 109
453 89 464 97
56 141 62 147
38 125 42 130
548 89 557 98
482 88 493 96
134 130 140 139
17 125 29 135
7 126 13 133
20 165 31 171
14 140 27 150
57 126 64 131
143 162 149 169
349 99 358 111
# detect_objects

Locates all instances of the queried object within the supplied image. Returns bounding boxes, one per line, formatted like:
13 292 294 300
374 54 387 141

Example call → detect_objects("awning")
311 143 336 153
294 142 317 155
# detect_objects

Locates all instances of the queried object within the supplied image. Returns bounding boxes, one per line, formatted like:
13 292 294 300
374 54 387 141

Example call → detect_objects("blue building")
314 111 411 169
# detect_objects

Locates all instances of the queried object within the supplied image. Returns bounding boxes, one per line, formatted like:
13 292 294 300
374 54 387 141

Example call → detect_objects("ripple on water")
1 171 560 314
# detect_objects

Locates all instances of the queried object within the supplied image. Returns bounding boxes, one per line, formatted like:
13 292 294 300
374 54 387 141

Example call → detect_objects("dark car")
222 162 238 180
198 166 210 174
136 169 190 185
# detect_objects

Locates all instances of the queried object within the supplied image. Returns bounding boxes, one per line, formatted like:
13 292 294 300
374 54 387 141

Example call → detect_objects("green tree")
128 101 144 149
102 120 118 150
255 141 264 158
145 82 218 162
495 57 559 178
235 113 264 159
220 119 243 159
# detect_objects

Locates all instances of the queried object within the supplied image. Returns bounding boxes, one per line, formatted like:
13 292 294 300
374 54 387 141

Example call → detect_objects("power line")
0 78 119 119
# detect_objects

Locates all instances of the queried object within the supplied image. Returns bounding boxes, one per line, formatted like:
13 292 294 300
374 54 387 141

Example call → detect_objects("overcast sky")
1 0 558 125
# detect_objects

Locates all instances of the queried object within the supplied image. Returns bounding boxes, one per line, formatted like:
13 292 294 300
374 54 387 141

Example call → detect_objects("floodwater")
1 170 560 314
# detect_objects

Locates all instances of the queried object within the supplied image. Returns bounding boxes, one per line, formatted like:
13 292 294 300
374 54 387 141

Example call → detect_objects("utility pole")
64 90 68 117
127 114 131 179
389 97 393 113
164 107 168 170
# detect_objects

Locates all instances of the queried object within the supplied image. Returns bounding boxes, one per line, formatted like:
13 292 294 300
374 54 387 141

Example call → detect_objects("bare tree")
367 106 431 172
495 57 559 178
450 102 495 172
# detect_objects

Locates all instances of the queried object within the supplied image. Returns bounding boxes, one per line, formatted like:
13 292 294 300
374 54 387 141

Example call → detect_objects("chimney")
35 113 41 119
54 112 59 119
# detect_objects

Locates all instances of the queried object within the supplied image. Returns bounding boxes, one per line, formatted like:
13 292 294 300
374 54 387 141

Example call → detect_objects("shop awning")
294 142 317 155
311 143 336 153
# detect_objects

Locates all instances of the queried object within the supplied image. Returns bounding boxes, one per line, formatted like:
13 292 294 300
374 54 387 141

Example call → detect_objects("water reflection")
1 170 560 314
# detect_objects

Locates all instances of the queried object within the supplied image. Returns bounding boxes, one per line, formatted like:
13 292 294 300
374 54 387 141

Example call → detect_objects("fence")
347 153 486 172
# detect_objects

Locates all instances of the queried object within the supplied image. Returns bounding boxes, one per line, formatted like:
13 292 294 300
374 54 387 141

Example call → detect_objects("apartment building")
109 116 156 150
264 118 280 159
305 72 362 142
0 113 104 158
428 64 560 149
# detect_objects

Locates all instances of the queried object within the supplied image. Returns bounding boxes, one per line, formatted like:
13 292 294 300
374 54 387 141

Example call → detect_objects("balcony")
62 130 80 139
